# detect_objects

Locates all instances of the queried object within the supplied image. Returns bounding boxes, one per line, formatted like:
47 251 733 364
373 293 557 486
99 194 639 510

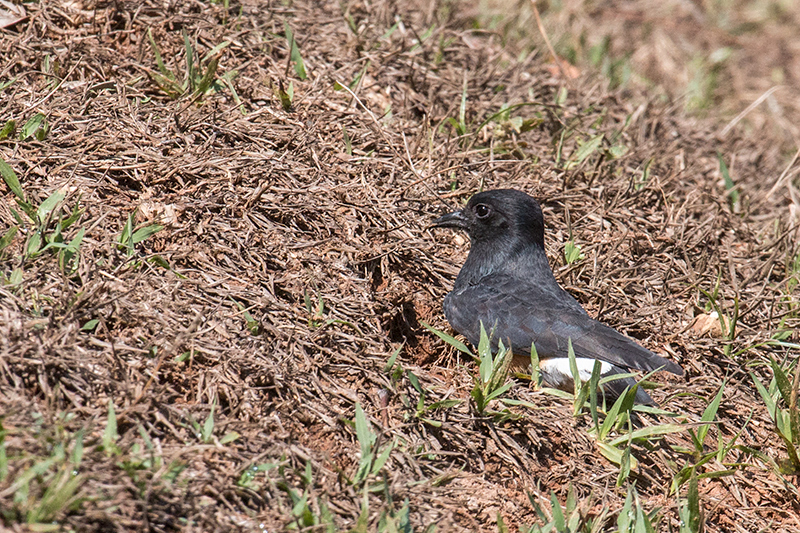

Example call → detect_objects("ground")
1 0 800 532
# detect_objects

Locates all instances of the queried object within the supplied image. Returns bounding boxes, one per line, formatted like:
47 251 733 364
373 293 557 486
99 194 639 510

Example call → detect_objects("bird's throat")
455 239 551 288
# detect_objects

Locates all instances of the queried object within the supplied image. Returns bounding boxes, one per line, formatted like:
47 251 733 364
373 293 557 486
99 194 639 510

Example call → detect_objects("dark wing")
443 274 683 375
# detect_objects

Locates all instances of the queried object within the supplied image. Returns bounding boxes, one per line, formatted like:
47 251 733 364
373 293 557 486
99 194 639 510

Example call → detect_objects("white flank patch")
539 358 612 387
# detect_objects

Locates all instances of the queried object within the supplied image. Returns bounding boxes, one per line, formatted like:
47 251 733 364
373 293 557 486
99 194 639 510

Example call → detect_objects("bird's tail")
511 353 656 406
600 365 655 406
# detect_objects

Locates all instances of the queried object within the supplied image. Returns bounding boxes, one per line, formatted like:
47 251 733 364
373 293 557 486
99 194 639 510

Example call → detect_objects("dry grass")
1 1 800 532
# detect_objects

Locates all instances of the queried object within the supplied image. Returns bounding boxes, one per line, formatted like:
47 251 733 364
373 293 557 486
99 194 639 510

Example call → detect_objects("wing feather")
443 274 682 376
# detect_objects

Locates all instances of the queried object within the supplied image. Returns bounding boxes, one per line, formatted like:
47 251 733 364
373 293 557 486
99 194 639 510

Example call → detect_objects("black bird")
433 189 683 404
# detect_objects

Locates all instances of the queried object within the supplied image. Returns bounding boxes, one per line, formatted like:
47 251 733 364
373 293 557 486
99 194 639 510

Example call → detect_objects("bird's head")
433 189 545 249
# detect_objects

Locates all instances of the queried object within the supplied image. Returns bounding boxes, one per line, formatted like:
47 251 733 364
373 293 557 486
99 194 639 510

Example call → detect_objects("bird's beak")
432 210 468 229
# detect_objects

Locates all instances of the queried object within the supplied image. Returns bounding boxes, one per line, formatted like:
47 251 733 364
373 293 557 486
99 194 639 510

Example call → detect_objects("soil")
1 1 800 531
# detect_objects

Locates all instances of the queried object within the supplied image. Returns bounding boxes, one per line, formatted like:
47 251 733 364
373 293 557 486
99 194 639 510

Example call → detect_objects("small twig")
401 131 420 178
24 59 82 111
720 85 785 138
764 145 800 200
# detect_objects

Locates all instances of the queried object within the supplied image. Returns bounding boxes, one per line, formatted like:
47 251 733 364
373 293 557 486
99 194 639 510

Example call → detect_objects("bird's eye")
474 204 491 219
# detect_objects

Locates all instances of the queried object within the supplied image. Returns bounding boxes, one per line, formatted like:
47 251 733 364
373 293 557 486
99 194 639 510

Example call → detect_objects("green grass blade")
384 344 402 373
183 29 194 90
420 321 472 355
566 133 604 169
147 70 184 98
485 382 513 402
697 382 725 444
750 372 777 416
36 190 65 225
617 487 634 532
550 491 565 531
769 358 794 405
717 151 739 212
284 22 307 80
147 28 174 79
530 341 541 387
599 386 630 440
371 441 393 475
478 322 492 383
59 227 85 272
487 339 513 392
596 441 639 469
195 56 220 95
686 470 702 533
202 399 216 442
20 113 46 141
567 338 580 397
0 158 24 201
0 225 18 252
203 40 231 62
131 223 163 244
589 359 602 431
26 231 42 256
608 424 686 447
354 403 373 455
61 200 83 230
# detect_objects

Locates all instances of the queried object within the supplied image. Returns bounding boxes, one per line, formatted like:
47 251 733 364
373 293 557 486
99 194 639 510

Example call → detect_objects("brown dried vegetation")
1 1 800 532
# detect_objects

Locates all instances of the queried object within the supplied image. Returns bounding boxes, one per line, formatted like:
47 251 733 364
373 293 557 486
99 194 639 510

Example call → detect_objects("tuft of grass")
670 383 744 495
564 240 585 264
564 133 604 170
751 357 800 475
185 398 239 446
677 470 703 533
117 208 163 257
350 403 394 489
422 321 519 416
404 370 461 427
19 113 48 141
616 485 661 533
524 483 663 532
386 343 461 426
145 28 231 101
0 417 87 528
525 485 592 533
245 458 337 532
232 298 260 334
284 23 308 80
522 484 656 533
470 322 514 414
0 158 85 275
536 341 685 484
